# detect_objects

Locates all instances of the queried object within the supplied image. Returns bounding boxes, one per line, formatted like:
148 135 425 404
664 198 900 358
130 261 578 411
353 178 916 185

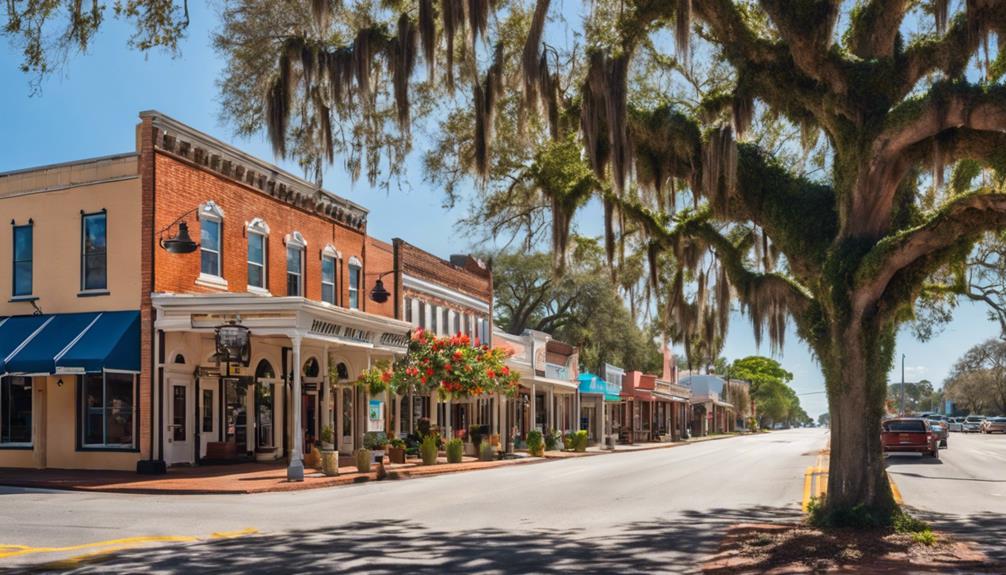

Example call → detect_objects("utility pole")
900 354 906 416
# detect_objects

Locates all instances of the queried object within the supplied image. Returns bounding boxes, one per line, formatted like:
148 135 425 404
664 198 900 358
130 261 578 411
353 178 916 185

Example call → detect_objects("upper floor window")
246 218 269 291
82 212 107 291
405 297 413 323
12 224 32 297
286 232 307 297
199 201 224 279
321 245 340 305
348 257 361 309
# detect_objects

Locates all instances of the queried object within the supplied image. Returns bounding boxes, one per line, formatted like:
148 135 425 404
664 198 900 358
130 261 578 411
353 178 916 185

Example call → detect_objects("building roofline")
0 152 137 179
139 110 369 228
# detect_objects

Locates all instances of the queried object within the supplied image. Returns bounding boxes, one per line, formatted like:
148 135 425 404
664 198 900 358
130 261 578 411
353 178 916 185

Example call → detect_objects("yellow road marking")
210 528 259 540
888 472 903 505
0 527 259 565
802 451 831 512
802 466 814 511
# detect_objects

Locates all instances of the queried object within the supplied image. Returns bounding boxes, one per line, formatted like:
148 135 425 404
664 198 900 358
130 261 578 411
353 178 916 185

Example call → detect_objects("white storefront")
152 294 410 479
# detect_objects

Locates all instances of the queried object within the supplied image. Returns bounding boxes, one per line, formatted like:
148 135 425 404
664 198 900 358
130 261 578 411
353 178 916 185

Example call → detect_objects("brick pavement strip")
0 433 748 496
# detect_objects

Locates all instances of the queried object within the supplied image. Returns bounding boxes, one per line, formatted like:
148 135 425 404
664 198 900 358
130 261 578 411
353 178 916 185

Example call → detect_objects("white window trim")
0 376 33 447
321 253 338 305
246 228 268 294
286 234 306 297
348 260 361 309
199 201 224 280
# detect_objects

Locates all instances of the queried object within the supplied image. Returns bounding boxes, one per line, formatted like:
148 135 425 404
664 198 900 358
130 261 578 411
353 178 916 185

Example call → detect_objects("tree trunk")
822 320 897 523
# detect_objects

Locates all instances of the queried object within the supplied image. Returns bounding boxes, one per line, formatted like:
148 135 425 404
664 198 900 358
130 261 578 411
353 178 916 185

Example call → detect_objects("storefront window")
255 360 275 449
1 377 32 445
202 389 213 433
81 372 135 448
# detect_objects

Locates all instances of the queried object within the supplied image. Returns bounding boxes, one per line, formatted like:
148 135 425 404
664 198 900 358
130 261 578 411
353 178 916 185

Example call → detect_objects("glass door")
340 386 354 455
224 379 248 456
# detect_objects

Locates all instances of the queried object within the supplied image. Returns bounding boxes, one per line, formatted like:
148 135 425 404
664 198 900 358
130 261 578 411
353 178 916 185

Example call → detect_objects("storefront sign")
368 400 385 432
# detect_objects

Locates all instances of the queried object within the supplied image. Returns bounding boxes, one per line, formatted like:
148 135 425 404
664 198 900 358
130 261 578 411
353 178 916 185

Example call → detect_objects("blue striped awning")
1 311 140 375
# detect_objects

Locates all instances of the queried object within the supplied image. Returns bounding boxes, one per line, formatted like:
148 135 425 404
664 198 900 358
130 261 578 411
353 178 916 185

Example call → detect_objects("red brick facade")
365 237 397 318
151 153 367 305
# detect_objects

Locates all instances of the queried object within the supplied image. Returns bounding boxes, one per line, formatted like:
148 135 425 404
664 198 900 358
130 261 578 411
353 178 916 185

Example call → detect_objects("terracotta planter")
388 446 406 464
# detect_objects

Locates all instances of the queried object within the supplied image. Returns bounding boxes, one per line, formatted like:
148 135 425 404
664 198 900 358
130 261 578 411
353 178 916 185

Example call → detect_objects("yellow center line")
888 471 904 505
0 527 260 563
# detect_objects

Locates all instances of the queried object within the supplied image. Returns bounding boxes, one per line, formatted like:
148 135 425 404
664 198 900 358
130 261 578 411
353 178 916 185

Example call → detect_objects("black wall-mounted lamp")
369 271 395 303
158 207 200 254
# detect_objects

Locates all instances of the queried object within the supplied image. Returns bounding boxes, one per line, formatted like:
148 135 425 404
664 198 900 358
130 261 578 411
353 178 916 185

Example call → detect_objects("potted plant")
544 428 560 451
354 448 371 473
574 430 589 452
388 438 407 464
527 429 545 456
364 431 388 465
319 425 338 476
446 438 464 463
420 434 439 465
478 440 495 461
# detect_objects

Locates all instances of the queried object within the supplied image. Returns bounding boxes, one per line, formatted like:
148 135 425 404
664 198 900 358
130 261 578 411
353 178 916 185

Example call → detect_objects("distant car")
881 418 939 458
963 415 986 433
982 417 1006 434
930 423 949 448
947 417 963 432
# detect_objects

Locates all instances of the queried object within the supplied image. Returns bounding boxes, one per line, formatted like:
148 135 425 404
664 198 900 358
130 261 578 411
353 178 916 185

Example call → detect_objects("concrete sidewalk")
0 432 747 495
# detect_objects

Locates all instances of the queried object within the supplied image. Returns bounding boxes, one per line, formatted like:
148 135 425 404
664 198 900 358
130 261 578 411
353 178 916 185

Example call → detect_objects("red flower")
426 368 434 376
486 369 496 379
445 363 453 372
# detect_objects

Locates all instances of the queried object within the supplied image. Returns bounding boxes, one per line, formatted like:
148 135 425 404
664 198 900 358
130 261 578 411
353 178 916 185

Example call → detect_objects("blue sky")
1 4 998 419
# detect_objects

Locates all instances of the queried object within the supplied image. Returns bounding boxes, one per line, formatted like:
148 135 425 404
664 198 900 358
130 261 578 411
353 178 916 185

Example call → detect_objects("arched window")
255 359 276 380
286 232 307 297
321 244 340 305
173 354 186 365
336 362 350 381
246 218 270 292
199 201 225 282
348 256 362 309
303 357 320 378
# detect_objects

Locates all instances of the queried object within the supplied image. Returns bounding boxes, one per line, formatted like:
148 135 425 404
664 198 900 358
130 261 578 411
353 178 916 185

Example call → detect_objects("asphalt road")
887 430 1006 563
0 428 827 574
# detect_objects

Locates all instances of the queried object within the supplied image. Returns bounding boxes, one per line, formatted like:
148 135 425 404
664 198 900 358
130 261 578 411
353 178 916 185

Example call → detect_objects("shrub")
574 430 589 452
389 438 406 449
911 530 937 546
479 440 495 461
527 430 545 456
563 433 575 451
364 432 388 450
420 435 439 465
354 448 371 473
320 425 335 446
544 428 560 451
446 438 464 463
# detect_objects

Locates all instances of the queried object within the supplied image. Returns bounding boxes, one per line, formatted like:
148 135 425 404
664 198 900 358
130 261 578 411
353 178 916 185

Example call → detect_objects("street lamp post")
900 353 906 416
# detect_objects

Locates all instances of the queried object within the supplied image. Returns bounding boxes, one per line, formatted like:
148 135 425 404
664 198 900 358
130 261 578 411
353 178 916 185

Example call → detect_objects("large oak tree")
216 0 1006 524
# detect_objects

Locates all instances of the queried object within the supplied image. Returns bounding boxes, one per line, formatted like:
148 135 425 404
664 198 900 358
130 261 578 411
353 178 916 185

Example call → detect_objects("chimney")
662 341 676 384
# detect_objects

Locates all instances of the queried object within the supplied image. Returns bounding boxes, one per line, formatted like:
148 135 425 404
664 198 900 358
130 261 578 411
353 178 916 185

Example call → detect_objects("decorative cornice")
141 111 368 231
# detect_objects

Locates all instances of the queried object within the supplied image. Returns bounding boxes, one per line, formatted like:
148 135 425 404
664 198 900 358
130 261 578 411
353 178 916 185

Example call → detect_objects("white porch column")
322 346 332 441
288 335 304 481
575 391 580 431
529 382 537 432
492 393 500 440
601 396 607 447
547 387 554 431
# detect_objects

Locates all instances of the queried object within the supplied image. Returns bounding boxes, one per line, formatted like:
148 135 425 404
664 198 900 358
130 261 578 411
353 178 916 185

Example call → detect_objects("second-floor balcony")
545 362 572 382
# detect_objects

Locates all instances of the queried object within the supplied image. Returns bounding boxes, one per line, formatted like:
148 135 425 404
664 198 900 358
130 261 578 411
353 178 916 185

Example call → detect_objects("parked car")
982 417 1006 434
881 418 939 458
929 423 949 448
946 417 963 432
962 415 986 433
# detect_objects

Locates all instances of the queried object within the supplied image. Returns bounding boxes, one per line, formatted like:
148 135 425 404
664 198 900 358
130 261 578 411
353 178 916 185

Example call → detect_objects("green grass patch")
807 495 932 536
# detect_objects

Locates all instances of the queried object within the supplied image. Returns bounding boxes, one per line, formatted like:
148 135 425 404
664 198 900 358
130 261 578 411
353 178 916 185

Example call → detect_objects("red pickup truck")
881 418 939 459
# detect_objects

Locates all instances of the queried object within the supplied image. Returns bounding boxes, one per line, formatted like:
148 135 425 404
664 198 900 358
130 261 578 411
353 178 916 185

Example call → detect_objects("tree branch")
855 192 1006 319
757 1 845 93
846 0 909 59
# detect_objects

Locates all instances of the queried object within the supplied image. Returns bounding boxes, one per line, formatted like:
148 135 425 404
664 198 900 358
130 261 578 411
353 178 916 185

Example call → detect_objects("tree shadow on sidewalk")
907 508 1006 564
46 506 801 574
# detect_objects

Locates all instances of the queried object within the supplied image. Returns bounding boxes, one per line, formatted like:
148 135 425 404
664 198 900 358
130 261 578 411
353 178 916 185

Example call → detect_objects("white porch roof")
152 293 413 355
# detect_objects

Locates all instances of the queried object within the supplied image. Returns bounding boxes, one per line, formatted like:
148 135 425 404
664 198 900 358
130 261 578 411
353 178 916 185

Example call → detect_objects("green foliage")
562 433 575 451
478 440 495 462
445 438 464 463
544 428 560 451
573 430 589 452
420 435 439 465
363 432 388 450
354 448 372 473
320 425 335 446
389 438 406 449
526 430 544 456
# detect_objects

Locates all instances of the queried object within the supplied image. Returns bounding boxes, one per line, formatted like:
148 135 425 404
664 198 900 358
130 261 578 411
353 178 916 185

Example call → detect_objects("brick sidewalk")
0 433 746 495
0 455 545 495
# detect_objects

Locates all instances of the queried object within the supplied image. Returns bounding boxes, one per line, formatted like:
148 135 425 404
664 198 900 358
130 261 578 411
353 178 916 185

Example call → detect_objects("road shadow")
884 455 943 465
34 506 801 574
